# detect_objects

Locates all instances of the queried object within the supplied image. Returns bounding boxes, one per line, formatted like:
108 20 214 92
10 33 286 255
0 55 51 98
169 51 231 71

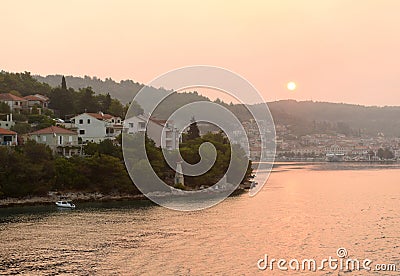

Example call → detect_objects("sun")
287 81 297 91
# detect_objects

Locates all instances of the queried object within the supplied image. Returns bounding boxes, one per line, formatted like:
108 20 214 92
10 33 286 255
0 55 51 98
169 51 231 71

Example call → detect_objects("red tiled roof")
0 93 27 102
149 118 168 126
0 128 17 135
28 126 77 135
24 95 48 102
87 112 115 120
33 94 49 101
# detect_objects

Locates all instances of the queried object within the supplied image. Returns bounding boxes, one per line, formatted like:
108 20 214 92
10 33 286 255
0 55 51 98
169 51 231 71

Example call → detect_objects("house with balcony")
24 94 50 112
123 115 179 150
27 126 80 157
0 128 17 146
0 93 27 113
70 112 123 143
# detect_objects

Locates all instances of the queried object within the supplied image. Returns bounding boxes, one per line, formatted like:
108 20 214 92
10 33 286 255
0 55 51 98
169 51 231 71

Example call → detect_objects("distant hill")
34 74 400 137
34 74 169 104
261 100 400 137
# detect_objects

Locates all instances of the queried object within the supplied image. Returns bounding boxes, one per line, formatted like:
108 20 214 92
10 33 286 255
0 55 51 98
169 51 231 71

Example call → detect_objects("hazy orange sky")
1 1 400 105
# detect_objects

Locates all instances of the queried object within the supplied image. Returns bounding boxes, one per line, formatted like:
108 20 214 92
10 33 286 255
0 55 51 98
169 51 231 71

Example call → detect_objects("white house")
0 114 15 130
0 128 17 146
71 112 123 143
124 115 180 150
0 93 27 113
27 126 80 156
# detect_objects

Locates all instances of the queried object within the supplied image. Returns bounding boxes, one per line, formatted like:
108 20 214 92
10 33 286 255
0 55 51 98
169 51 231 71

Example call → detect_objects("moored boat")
55 200 75 209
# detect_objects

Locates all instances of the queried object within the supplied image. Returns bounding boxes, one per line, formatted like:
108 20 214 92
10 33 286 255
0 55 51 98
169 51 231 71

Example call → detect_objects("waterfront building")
27 126 80 157
124 115 180 150
71 112 123 143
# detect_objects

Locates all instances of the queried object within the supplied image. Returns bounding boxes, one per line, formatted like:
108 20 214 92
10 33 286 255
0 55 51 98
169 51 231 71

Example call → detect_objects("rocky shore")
0 192 146 208
0 188 248 208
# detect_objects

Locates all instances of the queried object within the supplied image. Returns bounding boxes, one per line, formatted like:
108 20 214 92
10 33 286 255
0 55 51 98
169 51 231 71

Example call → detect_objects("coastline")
0 188 248 208
0 192 147 208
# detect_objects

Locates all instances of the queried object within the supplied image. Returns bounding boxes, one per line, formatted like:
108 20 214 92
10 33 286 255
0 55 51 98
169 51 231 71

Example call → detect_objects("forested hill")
34 74 167 104
33 74 400 137
262 100 400 137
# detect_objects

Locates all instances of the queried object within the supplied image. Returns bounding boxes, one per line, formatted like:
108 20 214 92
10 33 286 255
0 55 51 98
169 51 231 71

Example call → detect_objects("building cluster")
231 119 400 161
231 119 275 160
0 92 180 157
274 124 400 161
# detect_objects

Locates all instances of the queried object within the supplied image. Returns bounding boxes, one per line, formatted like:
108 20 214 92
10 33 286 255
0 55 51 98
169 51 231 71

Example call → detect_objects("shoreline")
0 192 147 208
0 189 248 209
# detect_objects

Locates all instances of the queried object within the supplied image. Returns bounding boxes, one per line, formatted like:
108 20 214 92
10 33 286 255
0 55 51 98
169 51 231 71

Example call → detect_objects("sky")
1 0 400 106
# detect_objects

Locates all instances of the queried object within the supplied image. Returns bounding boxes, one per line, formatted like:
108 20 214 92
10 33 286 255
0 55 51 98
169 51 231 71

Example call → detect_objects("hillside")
35 74 170 104
265 100 400 137
33 74 400 137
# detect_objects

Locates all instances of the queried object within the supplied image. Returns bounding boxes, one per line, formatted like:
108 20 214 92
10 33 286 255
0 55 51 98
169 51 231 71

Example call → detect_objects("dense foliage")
0 71 52 96
178 132 252 188
0 141 136 198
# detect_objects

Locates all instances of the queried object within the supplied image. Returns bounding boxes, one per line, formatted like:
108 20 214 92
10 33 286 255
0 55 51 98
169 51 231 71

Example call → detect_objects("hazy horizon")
26 72 400 108
1 1 400 106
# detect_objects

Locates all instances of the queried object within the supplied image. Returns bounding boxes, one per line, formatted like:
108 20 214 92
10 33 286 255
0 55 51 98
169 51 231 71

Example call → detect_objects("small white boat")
55 200 76 209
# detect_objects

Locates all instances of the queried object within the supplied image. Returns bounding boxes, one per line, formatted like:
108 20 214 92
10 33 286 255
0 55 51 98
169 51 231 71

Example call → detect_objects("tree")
49 87 74 118
103 93 112 112
84 139 122 159
27 114 55 130
108 99 124 117
0 102 11 114
187 116 200 140
76 87 99 113
377 148 394 160
11 122 32 134
0 71 51 96
377 148 385 159
124 101 144 117
61 76 67 90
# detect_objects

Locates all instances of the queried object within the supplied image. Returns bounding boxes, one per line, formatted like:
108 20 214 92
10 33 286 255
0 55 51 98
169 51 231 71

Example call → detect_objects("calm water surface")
0 163 399 275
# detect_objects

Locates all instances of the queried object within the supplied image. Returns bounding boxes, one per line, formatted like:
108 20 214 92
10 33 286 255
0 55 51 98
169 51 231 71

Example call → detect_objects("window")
139 122 145 129
69 136 73 142
79 129 85 135
42 136 46 142
87 119 91 124
59 135 63 145
79 119 83 124
129 123 134 128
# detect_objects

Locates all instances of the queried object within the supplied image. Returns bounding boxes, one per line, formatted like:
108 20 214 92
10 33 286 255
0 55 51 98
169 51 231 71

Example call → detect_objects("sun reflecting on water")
0 163 399 275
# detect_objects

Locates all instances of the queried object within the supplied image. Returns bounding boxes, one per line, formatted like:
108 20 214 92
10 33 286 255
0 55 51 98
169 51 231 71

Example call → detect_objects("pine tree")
61 76 67 90
187 116 200 140
103 93 112 112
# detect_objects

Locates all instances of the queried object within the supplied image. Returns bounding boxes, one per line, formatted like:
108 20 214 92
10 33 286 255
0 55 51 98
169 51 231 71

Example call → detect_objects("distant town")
237 119 400 162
